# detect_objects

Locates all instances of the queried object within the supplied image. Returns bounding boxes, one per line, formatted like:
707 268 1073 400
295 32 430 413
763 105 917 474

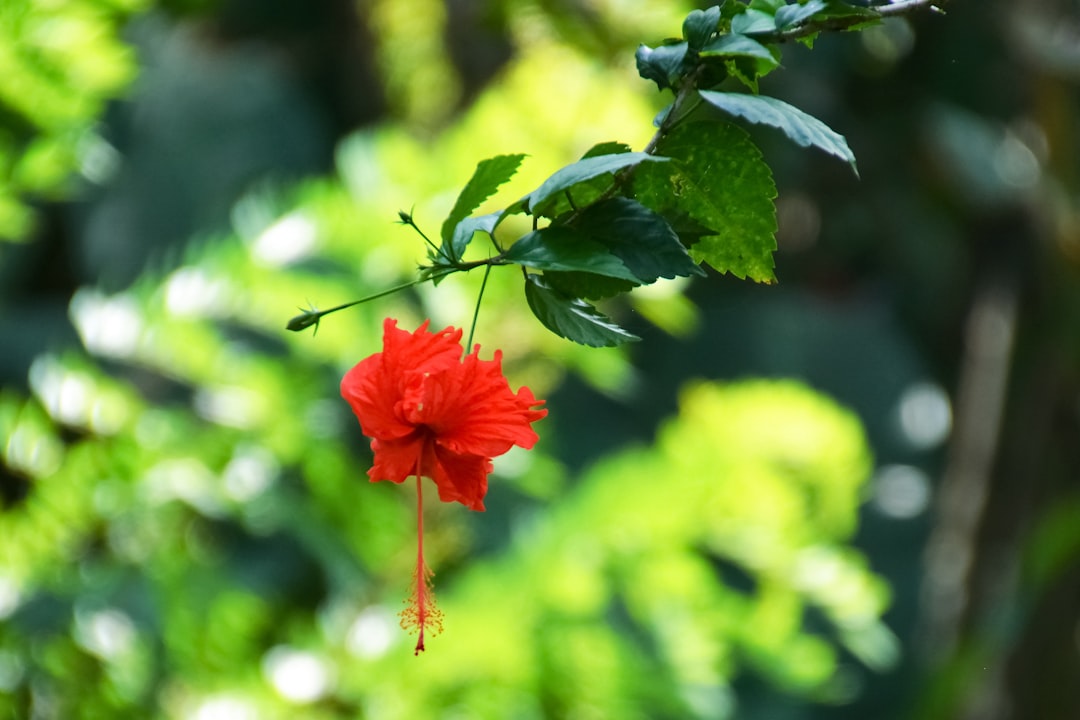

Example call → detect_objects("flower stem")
286 278 430 333
399 208 453 263
464 263 492 356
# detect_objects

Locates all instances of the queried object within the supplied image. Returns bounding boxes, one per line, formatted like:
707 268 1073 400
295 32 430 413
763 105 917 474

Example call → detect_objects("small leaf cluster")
422 148 704 347
411 2 870 346
289 2 891 346
631 0 866 180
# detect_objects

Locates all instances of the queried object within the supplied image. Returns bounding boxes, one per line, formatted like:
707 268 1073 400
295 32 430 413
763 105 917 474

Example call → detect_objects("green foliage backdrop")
3 1 1080 719
0 0 144 241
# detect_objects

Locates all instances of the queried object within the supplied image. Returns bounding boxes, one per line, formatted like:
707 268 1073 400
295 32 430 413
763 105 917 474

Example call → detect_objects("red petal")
367 433 427 484
342 319 547 510
341 319 462 441
415 350 547 458
424 442 492 511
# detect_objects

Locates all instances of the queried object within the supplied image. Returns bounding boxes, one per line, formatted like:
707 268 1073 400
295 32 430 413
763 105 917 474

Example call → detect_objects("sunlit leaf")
0 0 141 243
440 154 525 253
583 141 633 158
635 121 777 282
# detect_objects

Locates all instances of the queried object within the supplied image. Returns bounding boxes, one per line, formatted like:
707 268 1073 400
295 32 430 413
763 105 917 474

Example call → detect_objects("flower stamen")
400 466 443 654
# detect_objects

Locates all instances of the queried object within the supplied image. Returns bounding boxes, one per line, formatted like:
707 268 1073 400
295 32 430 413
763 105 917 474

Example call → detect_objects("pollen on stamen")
400 562 444 655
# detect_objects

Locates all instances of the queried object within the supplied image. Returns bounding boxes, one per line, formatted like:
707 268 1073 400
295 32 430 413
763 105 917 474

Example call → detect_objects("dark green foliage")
504 226 643 282
635 42 691 92
523 274 640 347
682 6 723 51
570 198 703 284
541 271 635 301
407 2 865 345
774 0 829 30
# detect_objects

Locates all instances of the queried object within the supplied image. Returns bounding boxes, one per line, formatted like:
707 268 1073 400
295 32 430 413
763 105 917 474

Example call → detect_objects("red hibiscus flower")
341 318 547 653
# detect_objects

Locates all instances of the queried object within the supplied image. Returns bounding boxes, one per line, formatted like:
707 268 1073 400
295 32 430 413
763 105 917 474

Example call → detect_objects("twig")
768 0 950 43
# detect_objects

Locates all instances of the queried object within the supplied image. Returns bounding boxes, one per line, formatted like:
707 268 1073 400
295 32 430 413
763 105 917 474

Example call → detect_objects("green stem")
286 253 514 335
643 64 706 155
286 277 429 333
400 209 454 263
762 0 949 43
464 263 492 355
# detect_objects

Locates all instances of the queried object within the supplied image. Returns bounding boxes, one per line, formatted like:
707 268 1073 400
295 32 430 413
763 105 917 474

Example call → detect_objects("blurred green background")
2 1 1079 718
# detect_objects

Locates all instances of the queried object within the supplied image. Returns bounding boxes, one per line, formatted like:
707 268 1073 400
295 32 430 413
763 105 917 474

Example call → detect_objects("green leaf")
819 0 880 26
582 141 633 158
447 212 499 261
635 42 690 91
505 195 704 298
731 8 776 35
722 57 765 93
774 0 828 30
503 226 642 282
635 121 778 283
698 90 858 175
542 272 636 300
440 154 525 251
524 274 639 347
522 152 669 216
495 197 529 229
653 103 674 128
700 33 779 68
527 198 703 300
573 198 705 283
530 143 635 220
700 30 782 92
683 6 722 50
